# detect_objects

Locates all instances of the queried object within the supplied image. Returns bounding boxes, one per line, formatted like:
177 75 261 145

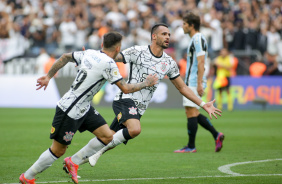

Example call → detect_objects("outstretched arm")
171 76 222 119
116 74 158 94
197 55 205 97
36 53 74 90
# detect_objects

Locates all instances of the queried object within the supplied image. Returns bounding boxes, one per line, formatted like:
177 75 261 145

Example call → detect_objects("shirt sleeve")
167 59 181 80
102 59 123 84
72 51 85 66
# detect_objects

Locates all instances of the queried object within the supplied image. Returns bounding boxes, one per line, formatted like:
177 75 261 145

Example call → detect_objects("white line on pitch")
5 174 282 184
218 158 282 176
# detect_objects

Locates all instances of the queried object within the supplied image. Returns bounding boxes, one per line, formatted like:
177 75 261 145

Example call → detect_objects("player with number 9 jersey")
58 50 122 120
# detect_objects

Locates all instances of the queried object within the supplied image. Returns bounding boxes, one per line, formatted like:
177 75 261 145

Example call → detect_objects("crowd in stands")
0 0 281 76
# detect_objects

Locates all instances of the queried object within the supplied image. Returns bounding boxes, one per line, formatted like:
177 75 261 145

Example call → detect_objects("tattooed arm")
116 74 158 94
114 53 125 63
36 53 74 90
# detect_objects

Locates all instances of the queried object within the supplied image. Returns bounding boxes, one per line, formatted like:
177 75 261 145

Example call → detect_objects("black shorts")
218 77 230 91
50 106 107 145
110 98 141 132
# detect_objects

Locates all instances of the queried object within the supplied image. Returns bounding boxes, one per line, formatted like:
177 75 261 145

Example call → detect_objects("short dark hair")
183 12 200 31
151 23 168 40
103 32 122 48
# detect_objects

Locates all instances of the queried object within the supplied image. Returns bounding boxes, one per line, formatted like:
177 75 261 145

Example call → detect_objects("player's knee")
129 127 141 138
98 134 113 145
50 147 67 158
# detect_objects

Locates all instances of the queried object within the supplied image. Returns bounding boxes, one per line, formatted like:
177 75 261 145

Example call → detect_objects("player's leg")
185 106 199 149
88 99 141 166
217 88 223 110
197 113 218 140
70 124 113 166
174 106 198 153
20 106 71 183
174 88 200 153
88 118 139 166
20 140 66 183
226 88 233 111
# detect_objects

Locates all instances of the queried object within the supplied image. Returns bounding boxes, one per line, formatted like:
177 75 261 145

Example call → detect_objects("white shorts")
182 86 201 109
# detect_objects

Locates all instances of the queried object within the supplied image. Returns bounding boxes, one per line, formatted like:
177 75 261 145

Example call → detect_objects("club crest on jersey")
63 131 74 142
117 112 122 122
51 126 55 134
160 62 167 72
128 107 137 115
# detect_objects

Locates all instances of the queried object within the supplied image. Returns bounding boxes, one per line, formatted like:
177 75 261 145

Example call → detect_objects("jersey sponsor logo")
84 59 92 69
51 126 55 134
117 112 122 122
128 107 137 115
91 55 101 63
63 131 75 142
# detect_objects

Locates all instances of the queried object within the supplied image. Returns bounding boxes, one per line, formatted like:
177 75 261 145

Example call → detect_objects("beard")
161 44 169 49
156 39 169 49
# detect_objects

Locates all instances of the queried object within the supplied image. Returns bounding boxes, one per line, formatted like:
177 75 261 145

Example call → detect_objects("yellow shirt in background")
215 56 232 77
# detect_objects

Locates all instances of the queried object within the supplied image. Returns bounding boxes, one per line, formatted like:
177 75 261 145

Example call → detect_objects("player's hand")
197 84 204 97
36 76 51 90
145 74 158 87
202 99 222 119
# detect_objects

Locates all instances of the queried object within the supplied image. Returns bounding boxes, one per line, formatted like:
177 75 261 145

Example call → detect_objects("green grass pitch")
0 108 281 184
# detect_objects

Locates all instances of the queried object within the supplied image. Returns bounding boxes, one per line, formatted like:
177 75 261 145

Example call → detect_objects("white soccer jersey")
58 49 122 119
114 45 180 115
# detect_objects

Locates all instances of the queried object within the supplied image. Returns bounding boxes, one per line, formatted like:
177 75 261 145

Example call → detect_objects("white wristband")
200 101 206 108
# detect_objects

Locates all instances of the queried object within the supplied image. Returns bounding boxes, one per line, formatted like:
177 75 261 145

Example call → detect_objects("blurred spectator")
0 0 281 77
59 15 77 52
232 21 246 50
203 8 223 59
178 51 187 78
35 48 49 75
257 26 268 55
266 24 281 54
263 51 282 76
249 62 267 77
213 48 233 111
44 53 56 76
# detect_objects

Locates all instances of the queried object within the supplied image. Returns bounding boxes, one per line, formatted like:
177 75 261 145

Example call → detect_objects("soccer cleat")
19 173 36 184
63 157 79 184
215 132 225 152
89 150 103 167
174 146 197 153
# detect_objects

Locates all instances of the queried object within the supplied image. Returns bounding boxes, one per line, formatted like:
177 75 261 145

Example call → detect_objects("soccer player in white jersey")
19 32 158 184
85 23 222 169
174 12 224 153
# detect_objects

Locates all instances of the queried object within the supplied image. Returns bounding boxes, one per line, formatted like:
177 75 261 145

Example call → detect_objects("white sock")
24 148 57 179
71 137 105 165
111 129 127 147
99 129 126 153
